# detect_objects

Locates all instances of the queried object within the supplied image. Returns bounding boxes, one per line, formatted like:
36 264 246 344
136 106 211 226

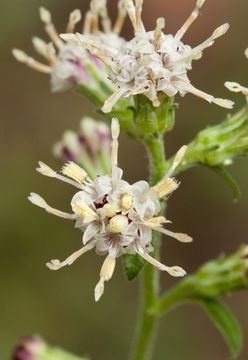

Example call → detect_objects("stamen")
185 83 234 109
95 255 116 301
153 177 179 198
12 49 52 74
32 37 49 58
28 193 48 208
156 227 193 243
245 48 248 59
39 7 51 23
113 0 127 35
225 82 248 96
139 251 186 277
62 162 88 184
77 35 119 71
83 11 94 34
91 13 100 35
66 9 82 33
39 7 64 49
110 118 120 183
125 0 137 32
143 216 170 228
213 98 235 109
36 161 83 189
28 192 77 220
191 23 229 59
166 145 187 179
90 0 111 34
102 87 130 113
60 33 80 44
175 0 206 40
135 0 145 33
46 241 96 270
154 18 165 49
37 161 56 177
71 193 98 223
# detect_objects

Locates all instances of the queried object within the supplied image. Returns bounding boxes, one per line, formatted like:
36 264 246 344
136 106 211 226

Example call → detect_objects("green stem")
131 135 167 360
143 134 168 185
152 277 195 315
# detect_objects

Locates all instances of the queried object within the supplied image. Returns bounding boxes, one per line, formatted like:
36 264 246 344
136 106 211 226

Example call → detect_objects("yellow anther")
72 202 98 223
121 193 134 211
103 203 117 218
108 215 129 233
62 162 88 184
153 178 179 198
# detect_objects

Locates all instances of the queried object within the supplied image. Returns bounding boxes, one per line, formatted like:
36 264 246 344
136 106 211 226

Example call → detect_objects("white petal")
83 223 100 244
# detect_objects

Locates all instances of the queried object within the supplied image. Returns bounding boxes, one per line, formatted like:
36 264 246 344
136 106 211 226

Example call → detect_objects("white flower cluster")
225 48 248 102
70 0 234 112
29 118 192 301
12 1 126 92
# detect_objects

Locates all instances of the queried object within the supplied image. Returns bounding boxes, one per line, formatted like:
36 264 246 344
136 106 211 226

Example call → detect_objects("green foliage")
134 94 176 135
196 298 243 358
122 254 146 281
191 245 248 298
189 106 248 167
211 165 241 201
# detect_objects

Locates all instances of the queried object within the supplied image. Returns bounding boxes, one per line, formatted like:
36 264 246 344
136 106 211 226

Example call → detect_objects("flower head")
12 1 126 92
72 0 233 112
12 337 45 360
29 118 192 301
225 47 248 102
53 117 111 178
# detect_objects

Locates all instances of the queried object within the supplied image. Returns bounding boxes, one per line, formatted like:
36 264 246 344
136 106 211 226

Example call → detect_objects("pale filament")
47 241 96 270
175 0 206 40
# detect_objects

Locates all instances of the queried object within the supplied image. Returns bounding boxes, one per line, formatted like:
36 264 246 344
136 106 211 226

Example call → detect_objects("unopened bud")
190 245 248 298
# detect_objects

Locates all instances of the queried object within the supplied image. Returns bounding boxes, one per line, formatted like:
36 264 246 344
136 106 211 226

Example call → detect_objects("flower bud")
186 106 248 168
12 336 86 360
53 117 111 178
12 337 45 359
189 245 248 298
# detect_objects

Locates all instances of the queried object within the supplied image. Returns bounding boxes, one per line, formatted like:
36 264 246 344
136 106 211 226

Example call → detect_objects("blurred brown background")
1 0 248 359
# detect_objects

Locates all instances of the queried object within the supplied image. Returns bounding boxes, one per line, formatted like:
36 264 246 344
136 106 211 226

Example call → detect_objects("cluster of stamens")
29 118 192 301
67 0 234 112
12 1 127 92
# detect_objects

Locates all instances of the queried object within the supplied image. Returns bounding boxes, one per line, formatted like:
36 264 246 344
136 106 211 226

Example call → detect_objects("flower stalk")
131 95 175 360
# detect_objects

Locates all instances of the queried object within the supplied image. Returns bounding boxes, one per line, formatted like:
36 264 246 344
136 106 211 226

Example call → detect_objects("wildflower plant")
12 0 248 360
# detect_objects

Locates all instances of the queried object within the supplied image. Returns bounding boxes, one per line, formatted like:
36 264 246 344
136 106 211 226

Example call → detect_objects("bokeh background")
1 0 248 359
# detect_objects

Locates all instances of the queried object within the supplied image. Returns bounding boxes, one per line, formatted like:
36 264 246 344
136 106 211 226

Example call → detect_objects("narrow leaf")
196 297 242 358
122 253 146 281
211 165 241 202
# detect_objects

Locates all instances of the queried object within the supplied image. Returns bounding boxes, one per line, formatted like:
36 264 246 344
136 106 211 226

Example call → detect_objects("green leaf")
211 165 241 202
196 297 242 358
122 254 146 281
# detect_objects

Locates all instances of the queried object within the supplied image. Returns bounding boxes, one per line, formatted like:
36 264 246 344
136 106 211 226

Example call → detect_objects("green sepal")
122 253 146 281
76 84 105 107
134 94 175 135
195 298 243 359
